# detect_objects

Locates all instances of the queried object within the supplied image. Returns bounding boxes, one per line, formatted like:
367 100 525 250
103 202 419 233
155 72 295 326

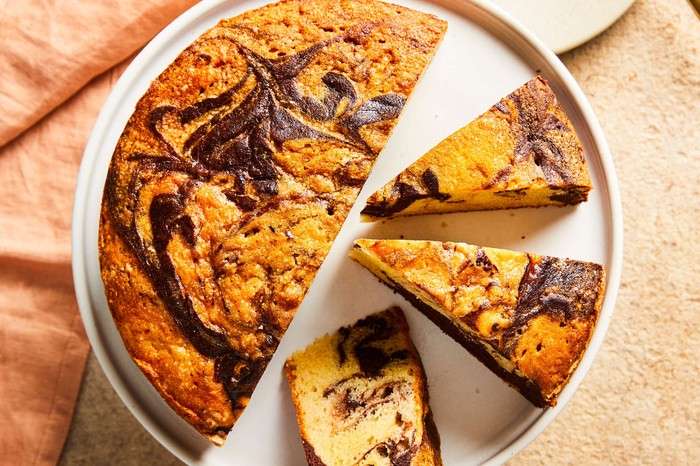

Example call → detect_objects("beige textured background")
59 0 700 464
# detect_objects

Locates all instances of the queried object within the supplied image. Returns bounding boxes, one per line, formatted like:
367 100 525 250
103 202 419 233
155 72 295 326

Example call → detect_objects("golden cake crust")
350 239 605 407
362 76 593 218
284 307 442 466
98 0 446 444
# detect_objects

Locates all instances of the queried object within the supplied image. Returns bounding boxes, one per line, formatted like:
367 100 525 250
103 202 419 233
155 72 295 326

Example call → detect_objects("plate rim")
71 0 623 464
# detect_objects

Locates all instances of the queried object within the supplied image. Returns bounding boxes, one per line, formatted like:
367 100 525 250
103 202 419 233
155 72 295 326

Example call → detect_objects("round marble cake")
98 0 446 445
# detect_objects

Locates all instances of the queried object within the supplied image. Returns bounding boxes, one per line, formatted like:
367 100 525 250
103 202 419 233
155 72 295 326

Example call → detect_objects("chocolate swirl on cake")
104 24 407 413
498 78 576 185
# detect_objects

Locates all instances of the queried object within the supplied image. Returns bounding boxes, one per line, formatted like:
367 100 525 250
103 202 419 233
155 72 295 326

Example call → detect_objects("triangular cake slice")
284 307 442 465
98 0 446 444
361 76 592 219
349 239 605 407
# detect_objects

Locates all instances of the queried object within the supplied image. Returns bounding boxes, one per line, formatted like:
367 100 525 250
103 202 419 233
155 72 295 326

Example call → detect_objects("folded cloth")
0 0 201 147
0 1 199 464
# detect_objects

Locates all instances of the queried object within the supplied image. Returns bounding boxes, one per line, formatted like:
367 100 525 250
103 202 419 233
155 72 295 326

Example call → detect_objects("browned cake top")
98 0 446 444
351 239 605 404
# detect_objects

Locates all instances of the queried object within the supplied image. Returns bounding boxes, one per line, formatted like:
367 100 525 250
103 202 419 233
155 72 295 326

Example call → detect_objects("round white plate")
489 0 636 53
72 0 622 464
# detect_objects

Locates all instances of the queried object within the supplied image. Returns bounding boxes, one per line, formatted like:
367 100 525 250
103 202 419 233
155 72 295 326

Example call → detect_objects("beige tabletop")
58 0 700 464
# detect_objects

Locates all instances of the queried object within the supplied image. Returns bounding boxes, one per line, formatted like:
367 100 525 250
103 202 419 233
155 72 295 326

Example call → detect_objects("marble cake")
98 0 446 444
350 239 605 407
361 76 593 219
284 307 442 465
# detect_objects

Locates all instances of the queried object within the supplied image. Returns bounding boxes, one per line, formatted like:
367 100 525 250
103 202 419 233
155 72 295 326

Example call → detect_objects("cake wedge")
361 76 592 219
349 239 605 407
284 307 442 466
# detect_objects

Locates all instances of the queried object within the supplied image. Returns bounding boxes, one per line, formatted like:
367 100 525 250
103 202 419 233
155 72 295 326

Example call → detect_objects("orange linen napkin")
0 1 199 465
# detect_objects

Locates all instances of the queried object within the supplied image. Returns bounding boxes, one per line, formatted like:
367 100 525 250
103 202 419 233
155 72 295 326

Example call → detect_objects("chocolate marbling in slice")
350 239 605 407
284 307 442 466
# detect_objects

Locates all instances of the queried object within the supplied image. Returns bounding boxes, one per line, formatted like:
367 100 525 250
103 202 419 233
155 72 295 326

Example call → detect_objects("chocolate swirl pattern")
284 308 442 466
495 78 577 185
98 0 447 444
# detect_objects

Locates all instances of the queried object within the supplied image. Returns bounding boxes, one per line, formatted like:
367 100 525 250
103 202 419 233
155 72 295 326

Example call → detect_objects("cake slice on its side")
349 239 605 407
361 76 592 219
284 307 442 466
